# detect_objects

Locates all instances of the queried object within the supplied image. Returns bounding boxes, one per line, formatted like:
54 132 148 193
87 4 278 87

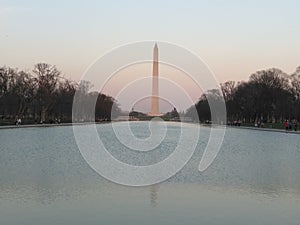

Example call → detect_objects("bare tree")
33 63 60 122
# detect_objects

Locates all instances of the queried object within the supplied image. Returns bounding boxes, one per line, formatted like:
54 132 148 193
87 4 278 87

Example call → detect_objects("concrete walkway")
0 122 106 130
1 122 300 135
229 125 300 134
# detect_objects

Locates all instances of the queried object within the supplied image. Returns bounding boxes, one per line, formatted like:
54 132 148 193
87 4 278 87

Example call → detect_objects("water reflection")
0 124 300 225
150 185 159 207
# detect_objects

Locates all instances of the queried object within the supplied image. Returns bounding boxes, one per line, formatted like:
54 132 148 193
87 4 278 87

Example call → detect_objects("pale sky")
1 0 300 111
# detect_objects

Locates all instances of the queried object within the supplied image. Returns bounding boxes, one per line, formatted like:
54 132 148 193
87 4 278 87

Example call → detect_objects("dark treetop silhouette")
0 63 120 125
1 64 300 127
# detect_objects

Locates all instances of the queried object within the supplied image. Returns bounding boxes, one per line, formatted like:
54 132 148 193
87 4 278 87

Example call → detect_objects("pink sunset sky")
1 0 300 111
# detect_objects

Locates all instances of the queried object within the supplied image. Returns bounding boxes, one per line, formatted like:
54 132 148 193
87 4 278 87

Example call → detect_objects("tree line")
2 63 300 126
186 67 300 125
0 63 120 125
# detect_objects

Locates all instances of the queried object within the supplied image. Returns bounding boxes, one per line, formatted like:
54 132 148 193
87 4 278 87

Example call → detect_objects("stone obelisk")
151 43 159 116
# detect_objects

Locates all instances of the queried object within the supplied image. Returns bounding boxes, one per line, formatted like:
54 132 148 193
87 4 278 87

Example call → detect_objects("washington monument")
151 43 159 116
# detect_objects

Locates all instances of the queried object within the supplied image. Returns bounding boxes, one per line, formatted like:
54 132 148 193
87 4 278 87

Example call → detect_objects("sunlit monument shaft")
151 43 159 116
